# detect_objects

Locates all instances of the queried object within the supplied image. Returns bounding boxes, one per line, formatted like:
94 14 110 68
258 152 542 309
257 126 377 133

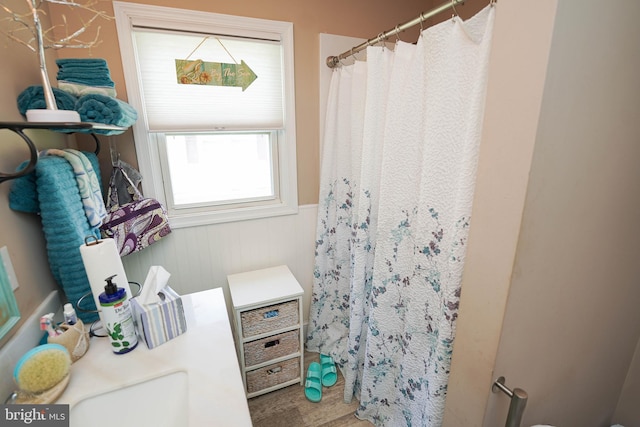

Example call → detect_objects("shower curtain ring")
394 25 402 43
451 0 460 20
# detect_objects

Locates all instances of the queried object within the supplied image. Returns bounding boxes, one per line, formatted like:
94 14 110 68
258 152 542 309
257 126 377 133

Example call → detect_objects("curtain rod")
326 0 465 68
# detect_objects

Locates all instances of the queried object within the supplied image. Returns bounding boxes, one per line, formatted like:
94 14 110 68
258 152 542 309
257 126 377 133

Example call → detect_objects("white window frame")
113 2 298 228
156 131 280 211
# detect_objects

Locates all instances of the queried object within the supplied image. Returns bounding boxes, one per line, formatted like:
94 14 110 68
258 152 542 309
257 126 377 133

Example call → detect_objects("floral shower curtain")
306 5 496 426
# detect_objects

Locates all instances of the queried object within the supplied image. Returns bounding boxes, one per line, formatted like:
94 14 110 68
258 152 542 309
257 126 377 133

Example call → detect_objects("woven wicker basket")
240 299 299 338
246 357 300 394
243 329 300 367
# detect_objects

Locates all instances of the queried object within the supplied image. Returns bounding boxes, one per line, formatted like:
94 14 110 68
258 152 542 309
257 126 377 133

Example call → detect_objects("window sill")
166 202 299 229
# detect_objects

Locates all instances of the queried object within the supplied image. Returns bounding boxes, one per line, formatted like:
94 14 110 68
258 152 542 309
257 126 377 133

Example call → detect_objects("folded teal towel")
17 85 78 115
75 94 137 134
56 58 108 68
57 63 110 71
56 58 115 89
57 68 111 77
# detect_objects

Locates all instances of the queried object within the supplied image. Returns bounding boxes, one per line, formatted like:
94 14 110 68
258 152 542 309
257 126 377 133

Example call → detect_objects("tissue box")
130 286 187 349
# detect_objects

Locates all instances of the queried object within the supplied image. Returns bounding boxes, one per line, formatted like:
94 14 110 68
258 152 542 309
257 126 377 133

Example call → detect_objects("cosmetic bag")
100 166 171 256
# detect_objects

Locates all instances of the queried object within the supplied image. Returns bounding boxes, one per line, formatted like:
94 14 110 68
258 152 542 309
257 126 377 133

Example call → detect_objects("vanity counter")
57 288 252 427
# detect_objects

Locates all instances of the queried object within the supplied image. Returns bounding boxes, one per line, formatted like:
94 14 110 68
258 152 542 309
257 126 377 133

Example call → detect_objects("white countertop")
57 288 252 427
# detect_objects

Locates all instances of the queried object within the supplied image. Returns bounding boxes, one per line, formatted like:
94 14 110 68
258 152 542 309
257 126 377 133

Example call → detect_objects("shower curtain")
306 5 495 426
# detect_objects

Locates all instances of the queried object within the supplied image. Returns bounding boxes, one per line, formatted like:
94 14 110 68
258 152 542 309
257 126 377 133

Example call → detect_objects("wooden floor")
247 352 373 427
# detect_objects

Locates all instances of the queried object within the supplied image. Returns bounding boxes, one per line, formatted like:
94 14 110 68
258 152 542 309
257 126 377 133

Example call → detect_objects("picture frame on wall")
0 247 20 340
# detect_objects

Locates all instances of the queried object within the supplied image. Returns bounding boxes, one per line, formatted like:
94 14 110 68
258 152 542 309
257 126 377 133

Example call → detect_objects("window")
113 2 297 227
161 132 276 207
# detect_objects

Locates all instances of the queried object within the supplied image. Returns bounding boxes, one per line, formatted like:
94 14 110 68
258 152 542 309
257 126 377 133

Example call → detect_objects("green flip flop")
320 354 337 387
305 361 322 402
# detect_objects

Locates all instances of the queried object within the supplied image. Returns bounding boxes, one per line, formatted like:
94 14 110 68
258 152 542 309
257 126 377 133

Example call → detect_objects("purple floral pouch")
100 166 171 256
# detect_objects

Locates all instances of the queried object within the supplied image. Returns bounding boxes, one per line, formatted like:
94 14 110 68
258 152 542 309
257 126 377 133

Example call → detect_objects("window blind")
133 29 285 131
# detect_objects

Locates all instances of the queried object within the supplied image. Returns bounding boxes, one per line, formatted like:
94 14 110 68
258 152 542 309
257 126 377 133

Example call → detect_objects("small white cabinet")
228 265 304 398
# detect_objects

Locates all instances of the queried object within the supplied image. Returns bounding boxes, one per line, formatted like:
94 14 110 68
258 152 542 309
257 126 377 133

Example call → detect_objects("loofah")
14 344 71 394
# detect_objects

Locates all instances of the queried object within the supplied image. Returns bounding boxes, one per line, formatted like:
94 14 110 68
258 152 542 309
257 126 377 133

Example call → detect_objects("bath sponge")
14 344 71 394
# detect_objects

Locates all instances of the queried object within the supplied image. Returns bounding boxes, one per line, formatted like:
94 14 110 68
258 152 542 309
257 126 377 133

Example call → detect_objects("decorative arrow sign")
175 59 258 91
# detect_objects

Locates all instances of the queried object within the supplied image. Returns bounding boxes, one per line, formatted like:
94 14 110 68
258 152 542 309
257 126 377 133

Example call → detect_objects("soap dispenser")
99 274 138 354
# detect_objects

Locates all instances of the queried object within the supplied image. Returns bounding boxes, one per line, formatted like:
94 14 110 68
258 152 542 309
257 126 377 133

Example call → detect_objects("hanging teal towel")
40 149 108 228
9 152 104 323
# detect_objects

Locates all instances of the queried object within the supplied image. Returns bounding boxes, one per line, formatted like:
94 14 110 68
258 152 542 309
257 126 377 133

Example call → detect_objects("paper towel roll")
79 238 132 322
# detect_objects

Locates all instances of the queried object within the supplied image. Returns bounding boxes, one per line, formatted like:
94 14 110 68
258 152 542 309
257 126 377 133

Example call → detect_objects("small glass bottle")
63 303 77 325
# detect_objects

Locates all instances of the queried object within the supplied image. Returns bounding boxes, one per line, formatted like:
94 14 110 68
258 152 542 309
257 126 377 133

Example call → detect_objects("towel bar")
492 376 528 427
0 121 123 184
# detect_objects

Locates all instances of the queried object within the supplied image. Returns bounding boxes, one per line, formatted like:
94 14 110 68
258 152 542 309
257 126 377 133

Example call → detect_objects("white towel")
58 80 117 97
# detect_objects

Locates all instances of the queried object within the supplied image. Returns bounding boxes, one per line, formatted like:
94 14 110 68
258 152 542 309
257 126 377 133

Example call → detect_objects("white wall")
121 205 317 324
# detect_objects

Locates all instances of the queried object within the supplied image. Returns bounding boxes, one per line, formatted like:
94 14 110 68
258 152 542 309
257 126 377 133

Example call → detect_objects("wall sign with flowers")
174 36 257 92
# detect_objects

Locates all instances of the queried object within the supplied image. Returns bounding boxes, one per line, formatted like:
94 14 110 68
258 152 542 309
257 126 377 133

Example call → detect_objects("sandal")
320 354 337 387
305 361 322 402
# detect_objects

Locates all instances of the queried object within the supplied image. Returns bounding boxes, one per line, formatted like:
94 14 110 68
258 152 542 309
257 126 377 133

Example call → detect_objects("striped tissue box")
130 286 187 349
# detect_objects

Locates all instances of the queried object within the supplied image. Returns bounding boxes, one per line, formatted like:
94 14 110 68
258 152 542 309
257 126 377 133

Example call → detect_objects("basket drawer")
240 299 299 338
246 357 300 395
244 329 300 367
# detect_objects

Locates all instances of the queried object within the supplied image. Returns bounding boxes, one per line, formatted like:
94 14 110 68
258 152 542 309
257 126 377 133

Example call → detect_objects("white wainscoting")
121 204 318 325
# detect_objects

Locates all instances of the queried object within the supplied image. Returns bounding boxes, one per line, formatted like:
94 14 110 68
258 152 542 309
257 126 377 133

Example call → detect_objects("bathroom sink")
55 289 252 426
70 371 188 427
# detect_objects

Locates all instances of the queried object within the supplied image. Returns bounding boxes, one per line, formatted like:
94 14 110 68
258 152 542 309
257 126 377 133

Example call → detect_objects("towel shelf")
0 121 125 184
